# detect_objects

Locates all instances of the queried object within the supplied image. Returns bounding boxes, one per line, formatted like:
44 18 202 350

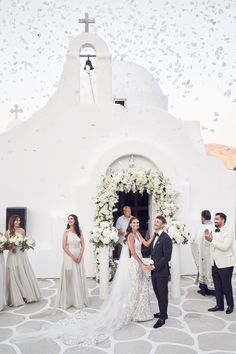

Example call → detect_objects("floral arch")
91 166 190 280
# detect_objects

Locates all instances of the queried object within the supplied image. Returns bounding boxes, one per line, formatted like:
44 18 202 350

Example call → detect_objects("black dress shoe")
226 305 234 314
154 312 160 318
208 305 224 312
154 312 168 319
153 318 165 328
197 290 205 296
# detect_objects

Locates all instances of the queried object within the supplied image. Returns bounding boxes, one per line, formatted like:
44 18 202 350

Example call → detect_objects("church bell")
84 56 94 71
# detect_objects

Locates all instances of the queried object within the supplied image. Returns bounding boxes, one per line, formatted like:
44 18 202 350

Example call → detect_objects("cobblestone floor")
0 275 236 354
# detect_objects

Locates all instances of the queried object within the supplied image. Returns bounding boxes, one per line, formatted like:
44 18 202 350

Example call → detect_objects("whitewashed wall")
0 32 235 278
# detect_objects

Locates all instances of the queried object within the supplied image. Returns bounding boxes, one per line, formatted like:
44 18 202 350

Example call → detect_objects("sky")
0 0 236 146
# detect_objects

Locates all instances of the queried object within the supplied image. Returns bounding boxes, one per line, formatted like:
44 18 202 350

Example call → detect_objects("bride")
18 217 155 345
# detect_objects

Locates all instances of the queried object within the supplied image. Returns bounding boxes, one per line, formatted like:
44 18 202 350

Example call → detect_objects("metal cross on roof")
10 104 23 120
79 13 95 32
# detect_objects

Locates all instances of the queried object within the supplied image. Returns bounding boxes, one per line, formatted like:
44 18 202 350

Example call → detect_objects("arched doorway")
91 154 178 280
113 190 151 259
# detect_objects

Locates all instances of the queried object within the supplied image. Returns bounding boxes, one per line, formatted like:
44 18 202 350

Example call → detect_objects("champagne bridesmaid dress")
6 232 41 307
55 231 88 309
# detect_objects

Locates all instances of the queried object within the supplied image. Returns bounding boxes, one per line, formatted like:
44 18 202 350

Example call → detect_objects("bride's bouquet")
142 258 154 266
0 234 7 253
20 237 36 252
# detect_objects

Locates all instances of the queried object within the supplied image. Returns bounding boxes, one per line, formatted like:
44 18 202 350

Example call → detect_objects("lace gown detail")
55 231 88 309
124 234 153 322
17 238 153 345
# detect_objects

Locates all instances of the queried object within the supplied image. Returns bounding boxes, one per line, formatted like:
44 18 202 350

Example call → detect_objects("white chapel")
0 16 235 279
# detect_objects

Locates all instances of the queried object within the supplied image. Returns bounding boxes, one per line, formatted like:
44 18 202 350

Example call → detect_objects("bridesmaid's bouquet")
20 237 36 252
4 235 22 253
0 234 7 253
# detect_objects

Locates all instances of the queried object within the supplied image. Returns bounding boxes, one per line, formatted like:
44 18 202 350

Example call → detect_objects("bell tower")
58 13 112 104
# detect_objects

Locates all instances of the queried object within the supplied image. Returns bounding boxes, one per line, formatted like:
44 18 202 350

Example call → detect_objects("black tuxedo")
151 231 173 320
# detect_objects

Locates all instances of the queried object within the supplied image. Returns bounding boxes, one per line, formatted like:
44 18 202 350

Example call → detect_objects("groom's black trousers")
151 273 168 320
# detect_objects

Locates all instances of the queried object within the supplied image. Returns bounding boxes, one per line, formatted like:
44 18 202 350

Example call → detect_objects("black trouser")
212 262 234 309
151 273 168 320
199 283 215 296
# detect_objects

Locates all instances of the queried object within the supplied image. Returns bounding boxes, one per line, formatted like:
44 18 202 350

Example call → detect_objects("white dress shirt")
116 215 132 245
153 229 164 247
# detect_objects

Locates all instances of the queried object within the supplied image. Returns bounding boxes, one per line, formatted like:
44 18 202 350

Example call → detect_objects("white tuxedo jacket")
210 227 236 268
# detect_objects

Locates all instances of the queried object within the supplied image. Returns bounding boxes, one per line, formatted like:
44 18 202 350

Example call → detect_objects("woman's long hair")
124 216 139 244
66 214 81 237
8 214 21 236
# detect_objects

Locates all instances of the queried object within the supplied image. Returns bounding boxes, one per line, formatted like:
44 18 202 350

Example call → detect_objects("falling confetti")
0 0 235 146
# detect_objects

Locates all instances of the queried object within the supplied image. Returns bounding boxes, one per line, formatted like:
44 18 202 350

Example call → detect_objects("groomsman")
145 216 172 328
205 212 235 314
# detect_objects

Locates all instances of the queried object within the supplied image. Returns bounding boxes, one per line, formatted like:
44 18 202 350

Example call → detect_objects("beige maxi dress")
55 231 88 309
5 232 41 306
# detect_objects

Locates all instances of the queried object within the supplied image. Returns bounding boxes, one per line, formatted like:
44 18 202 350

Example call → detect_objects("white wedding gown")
17 234 153 345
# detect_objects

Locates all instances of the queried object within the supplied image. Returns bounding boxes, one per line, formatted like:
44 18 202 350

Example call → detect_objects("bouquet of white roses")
90 221 119 248
5 234 22 253
0 234 7 253
20 237 36 252
166 221 191 245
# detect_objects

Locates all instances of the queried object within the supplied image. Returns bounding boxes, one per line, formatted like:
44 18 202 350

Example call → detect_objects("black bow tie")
154 232 159 237
215 228 220 232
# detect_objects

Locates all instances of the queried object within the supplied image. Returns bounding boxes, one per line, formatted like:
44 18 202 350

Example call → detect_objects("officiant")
192 210 215 296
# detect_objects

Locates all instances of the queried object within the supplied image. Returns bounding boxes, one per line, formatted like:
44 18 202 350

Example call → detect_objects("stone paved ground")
0 275 236 354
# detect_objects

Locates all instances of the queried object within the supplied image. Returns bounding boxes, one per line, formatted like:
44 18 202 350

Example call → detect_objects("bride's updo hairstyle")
124 217 139 244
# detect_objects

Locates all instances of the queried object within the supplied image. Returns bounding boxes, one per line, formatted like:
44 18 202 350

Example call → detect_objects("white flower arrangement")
90 221 119 248
4 234 23 253
4 234 36 253
21 237 36 251
0 234 7 253
90 221 119 282
166 221 191 244
9 235 21 246
91 167 191 281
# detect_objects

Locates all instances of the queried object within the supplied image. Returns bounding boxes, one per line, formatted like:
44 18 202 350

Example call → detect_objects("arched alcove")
79 45 97 103
108 154 159 238
59 33 112 104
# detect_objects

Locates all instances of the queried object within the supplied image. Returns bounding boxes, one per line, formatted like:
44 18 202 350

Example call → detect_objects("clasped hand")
143 264 155 271
73 255 81 263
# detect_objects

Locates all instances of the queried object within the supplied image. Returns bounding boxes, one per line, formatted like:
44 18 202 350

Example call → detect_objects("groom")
144 216 173 328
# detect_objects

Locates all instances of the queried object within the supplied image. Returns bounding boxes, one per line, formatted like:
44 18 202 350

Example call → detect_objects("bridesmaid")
0 231 6 310
55 214 88 309
5 215 41 306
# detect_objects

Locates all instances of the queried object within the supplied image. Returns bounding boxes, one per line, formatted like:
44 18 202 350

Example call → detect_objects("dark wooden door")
113 191 149 237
